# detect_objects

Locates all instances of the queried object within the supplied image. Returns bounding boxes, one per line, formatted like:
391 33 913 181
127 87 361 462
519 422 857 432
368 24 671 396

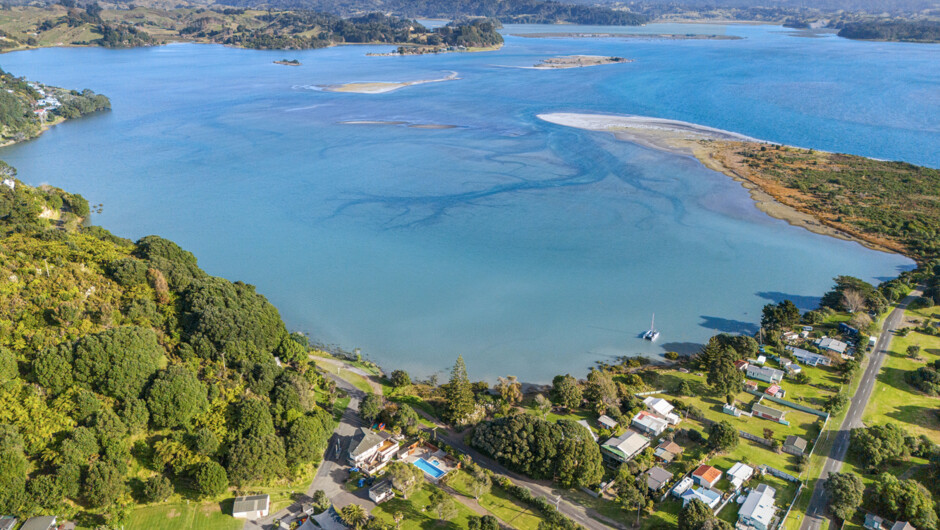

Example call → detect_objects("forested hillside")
0 4 509 51
836 19 940 42
0 175 335 526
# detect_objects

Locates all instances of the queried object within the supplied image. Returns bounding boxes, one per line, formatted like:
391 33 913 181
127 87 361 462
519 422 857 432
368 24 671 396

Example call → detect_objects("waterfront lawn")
126 500 242 530
658 370 823 450
370 484 479 529
448 470 543 530
862 308 940 444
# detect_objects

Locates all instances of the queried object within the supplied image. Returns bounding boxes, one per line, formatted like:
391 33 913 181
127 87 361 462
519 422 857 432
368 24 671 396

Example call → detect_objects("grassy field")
126 500 242 530
657 370 824 454
370 483 481 529
448 470 543 530
862 306 940 443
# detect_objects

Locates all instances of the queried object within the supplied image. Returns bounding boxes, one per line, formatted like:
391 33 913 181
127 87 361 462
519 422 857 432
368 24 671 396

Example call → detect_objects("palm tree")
339 503 368 528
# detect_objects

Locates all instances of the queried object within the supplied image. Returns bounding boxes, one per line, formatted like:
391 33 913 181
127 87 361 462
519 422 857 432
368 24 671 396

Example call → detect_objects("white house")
816 337 848 356
786 346 832 367
727 462 754 490
680 487 721 509
632 411 668 436
369 479 395 504
1 179 14 190
737 484 776 530
746 365 784 384
671 477 694 498
348 428 399 473
644 396 681 424
232 494 270 519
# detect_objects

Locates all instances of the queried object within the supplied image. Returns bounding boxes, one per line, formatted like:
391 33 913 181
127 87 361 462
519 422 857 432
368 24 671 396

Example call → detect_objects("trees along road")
247 356 624 530
243 369 374 530
799 288 922 530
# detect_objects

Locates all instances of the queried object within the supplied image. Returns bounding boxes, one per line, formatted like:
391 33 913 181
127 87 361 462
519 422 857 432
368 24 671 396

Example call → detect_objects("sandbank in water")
320 71 459 94
537 112 893 253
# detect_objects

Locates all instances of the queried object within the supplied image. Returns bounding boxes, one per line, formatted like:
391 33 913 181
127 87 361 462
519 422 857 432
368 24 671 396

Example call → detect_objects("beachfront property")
631 410 669 436
727 462 754 490
232 495 270 519
680 487 721 509
765 384 785 398
644 396 681 425
746 365 784 384
786 346 832 367
671 477 694 498
19 516 57 530
692 465 722 488
2 179 14 190
641 466 675 491
369 479 395 504
816 337 848 356
654 440 684 463
400 442 457 481
737 484 776 530
601 429 651 465
347 428 399 473
598 414 618 430
782 435 808 456
752 402 788 424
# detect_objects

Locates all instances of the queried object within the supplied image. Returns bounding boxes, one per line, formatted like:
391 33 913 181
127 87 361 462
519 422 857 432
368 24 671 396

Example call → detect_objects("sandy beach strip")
320 71 459 94
537 112 893 252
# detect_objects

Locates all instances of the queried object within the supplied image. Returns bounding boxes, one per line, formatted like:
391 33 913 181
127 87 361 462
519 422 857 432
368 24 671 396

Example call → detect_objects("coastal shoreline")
537 112 900 255
0 115 67 148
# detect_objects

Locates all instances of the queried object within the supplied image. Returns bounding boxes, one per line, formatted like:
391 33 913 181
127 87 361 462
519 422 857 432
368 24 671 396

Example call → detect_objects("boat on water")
643 314 660 341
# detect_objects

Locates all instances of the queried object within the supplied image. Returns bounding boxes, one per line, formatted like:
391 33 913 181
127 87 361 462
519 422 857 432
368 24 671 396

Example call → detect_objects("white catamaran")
643 314 660 341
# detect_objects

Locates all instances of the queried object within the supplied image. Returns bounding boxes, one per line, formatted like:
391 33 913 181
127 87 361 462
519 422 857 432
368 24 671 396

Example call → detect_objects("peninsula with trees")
0 68 110 147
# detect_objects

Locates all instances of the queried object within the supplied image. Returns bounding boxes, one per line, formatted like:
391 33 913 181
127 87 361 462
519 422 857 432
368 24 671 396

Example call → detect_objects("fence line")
777 482 804 530
745 388 830 419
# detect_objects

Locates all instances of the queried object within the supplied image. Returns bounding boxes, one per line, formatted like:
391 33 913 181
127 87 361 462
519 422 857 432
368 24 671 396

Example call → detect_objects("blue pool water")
413 458 446 479
0 23 932 381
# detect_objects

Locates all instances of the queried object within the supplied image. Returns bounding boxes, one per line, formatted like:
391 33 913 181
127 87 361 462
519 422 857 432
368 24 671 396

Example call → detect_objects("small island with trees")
273 59 302 65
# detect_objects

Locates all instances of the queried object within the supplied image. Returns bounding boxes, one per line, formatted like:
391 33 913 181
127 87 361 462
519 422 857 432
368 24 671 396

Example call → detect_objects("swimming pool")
413 457 446 479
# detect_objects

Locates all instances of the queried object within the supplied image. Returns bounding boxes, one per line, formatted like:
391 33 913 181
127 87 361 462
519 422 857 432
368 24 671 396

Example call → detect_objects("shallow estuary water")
1 23 934 381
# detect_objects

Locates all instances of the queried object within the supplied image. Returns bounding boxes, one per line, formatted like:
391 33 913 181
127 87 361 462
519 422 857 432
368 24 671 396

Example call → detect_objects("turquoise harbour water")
0 24 934 382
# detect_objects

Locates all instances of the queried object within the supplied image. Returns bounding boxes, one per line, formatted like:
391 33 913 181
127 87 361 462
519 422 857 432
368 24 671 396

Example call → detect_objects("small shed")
783 435 808 456
598 415 618 430
232 494 270 519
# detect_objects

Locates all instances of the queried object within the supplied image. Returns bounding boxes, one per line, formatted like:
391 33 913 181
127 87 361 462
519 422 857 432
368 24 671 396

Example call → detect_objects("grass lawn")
862 307 940 443
371 484 480 529
448 470 543 530
657 370 824 453
126 500 242 530
641 498 682 529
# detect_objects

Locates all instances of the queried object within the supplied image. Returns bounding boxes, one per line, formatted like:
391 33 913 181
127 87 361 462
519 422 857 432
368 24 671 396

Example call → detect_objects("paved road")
799 288 922 530
246 356 621 530
243 370 375 530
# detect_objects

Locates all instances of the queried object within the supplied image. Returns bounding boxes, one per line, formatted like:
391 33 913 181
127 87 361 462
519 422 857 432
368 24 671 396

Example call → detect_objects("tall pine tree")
443 356 475 425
